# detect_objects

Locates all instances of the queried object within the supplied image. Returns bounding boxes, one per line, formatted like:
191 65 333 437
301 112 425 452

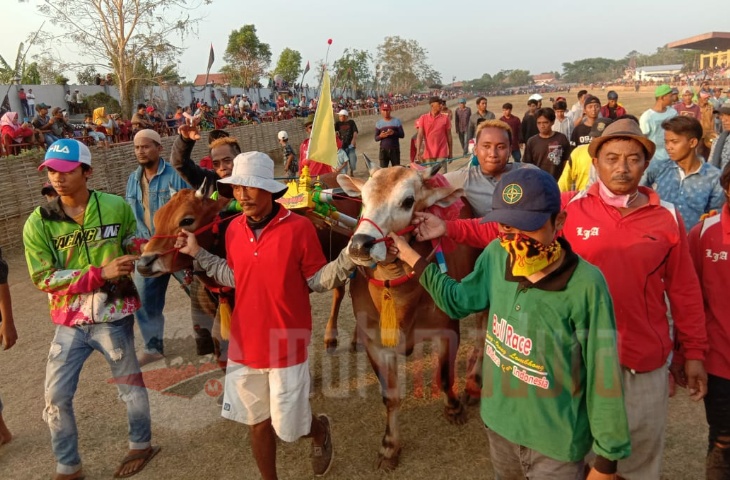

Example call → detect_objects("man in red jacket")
689 167 730 480
176 151 354 479
410 118 708 480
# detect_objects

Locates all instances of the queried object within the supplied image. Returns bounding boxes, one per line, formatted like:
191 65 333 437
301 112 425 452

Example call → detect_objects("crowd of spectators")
0 86 458 157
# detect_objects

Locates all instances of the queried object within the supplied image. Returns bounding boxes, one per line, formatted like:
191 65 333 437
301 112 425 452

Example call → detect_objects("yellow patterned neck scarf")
498 232 562 277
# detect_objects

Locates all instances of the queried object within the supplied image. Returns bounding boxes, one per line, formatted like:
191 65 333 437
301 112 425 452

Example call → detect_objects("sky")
1 0 727 84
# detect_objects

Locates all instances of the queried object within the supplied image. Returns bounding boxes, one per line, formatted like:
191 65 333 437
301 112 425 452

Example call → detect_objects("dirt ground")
0 91 709 479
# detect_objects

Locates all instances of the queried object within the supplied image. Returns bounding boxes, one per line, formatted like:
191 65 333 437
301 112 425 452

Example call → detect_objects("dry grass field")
0 89 708 479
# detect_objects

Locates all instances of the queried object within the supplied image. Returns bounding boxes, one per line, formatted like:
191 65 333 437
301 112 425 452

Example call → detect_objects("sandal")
113 445 161 478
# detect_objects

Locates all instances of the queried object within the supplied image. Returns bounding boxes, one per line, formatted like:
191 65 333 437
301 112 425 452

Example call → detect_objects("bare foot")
0 415 12 446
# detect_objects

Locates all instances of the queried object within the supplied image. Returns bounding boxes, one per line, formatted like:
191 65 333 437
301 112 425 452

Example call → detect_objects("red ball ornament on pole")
327 38 333 45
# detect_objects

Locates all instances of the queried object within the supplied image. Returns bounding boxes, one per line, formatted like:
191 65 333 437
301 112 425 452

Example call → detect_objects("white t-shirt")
639 107 678 161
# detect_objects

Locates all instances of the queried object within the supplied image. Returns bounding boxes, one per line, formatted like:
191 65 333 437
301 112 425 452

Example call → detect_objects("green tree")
76 65 98 85
377 36 438 94
84 92 121 115
35 0 211 117
22 62 42 84
0 43 25 84
506 69 532 87
561 58 625 83
32 53 70 85
222 24 272 88
333 49 372 93
273 48 302 84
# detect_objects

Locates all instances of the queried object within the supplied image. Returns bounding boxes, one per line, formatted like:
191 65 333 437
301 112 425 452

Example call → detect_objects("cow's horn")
195 178 207 198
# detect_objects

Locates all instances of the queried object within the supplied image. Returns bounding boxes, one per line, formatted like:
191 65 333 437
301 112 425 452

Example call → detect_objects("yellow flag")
307 70 338 167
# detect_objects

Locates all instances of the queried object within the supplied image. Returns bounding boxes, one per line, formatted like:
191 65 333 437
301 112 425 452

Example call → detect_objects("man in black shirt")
335 109 359 174
523 107 571 180
521 99 539 144
570 94 600 147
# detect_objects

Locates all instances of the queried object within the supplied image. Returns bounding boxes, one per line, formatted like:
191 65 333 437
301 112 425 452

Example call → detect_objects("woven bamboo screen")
0 118 307 251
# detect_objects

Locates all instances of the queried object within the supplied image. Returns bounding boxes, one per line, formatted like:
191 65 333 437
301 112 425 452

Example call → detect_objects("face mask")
498 232 562 277
597 179 638 209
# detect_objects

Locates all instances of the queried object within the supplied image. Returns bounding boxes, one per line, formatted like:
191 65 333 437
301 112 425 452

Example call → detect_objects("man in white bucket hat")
176 151 355 478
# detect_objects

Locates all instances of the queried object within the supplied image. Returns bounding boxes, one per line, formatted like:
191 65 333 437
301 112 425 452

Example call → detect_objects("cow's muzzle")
349 234 377 260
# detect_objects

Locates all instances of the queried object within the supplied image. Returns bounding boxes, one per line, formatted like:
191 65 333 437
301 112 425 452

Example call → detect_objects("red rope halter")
147 212 243 264
355 217 438 288
357 217 416 246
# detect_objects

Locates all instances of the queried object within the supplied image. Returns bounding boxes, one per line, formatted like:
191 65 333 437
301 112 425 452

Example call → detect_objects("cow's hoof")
444 400 468 425
325 338 338 354
460 391 480 407
375 452 400 471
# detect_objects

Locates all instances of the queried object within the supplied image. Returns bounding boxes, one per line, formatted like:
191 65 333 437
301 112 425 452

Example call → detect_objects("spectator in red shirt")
499 103 522 162
600 91 627 120
675 87 701 119
177 152 355 479
689 167 730 479
416 96 452 172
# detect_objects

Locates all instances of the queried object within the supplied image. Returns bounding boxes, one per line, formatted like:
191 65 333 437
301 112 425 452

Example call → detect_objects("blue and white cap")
38 139 92 172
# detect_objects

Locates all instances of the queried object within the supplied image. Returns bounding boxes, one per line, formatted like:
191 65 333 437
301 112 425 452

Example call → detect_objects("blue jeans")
338 146 358 174
44 316 151 475
511 149 522 162
458 131 470 154
43 133 61 146
133 270 187 355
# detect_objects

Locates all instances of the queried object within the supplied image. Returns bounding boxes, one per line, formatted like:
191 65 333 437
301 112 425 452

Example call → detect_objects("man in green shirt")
389 168 630 480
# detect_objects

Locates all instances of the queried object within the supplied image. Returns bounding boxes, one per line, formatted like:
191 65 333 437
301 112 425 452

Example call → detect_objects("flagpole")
298 62 310 98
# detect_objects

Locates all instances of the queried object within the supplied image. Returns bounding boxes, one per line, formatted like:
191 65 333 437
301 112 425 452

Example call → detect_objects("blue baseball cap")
481 168 561 231
38 139 92 172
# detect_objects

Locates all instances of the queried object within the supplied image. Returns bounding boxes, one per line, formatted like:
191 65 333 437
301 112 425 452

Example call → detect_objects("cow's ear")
422 163 442 180
423 186 464 208
337 174 365 198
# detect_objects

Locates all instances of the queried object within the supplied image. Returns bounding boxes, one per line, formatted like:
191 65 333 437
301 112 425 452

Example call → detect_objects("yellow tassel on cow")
380 288 399 347
219 297 232 340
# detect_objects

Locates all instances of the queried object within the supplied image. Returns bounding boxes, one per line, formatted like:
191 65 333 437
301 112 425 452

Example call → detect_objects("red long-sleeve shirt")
298 138 334 177
444 183 707 372
688 205 730 380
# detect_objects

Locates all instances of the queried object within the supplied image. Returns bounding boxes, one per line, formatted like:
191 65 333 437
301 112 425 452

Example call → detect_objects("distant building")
633 64 684 82
532 73 556 86
192 73 229 86
669 32 730 69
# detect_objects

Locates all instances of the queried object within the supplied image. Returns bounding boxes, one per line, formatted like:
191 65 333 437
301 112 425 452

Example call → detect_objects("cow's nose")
136 254 158 275
349 234 376 258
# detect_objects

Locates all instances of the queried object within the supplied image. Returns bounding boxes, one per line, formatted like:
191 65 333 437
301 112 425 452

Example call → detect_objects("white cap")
277 130 288 140
337 109 349 116
528 94 543 101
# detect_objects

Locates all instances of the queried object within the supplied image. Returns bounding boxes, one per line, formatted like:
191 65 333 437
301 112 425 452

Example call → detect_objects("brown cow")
338 165 485 471
137 175 358 353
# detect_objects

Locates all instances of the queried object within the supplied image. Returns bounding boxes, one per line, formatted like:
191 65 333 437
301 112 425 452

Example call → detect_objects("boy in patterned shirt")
641 115 724 229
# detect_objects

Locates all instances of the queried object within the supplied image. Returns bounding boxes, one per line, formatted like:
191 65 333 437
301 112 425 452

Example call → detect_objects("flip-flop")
113 445 161 479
